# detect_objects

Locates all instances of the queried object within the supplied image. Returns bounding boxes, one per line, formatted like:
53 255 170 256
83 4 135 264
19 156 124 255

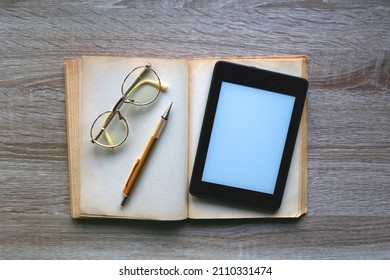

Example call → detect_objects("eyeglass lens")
91 111 128 148
122 66 161 106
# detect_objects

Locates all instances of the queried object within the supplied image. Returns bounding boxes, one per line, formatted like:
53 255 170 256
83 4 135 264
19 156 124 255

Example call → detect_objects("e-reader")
189 61 308 210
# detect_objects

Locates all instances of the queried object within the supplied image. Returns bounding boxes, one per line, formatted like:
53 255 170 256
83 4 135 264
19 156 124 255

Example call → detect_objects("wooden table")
1 0 389 259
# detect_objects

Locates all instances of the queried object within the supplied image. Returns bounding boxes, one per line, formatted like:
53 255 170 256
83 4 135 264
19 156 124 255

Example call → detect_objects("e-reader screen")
189 61 308 210
202 82 296 195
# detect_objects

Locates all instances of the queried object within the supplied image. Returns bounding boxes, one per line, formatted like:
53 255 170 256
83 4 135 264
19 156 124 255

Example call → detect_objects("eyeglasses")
90 64 168 148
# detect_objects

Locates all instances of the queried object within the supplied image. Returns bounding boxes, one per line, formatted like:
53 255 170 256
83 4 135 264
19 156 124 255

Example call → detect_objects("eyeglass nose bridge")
112 95 127 111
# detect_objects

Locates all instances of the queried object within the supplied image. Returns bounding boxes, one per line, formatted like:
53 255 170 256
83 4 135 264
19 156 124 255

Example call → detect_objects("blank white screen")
202 82 296 194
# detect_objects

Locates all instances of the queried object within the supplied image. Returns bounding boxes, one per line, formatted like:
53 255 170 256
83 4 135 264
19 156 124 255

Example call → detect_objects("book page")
188 57 307 218
78 56 188 220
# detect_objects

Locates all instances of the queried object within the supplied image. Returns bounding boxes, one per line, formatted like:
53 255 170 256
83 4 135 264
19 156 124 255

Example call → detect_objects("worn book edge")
64 55 308 220
65 59 82 218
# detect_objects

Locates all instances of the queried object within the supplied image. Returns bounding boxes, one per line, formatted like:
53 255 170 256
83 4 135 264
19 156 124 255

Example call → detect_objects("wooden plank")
0 0 389 259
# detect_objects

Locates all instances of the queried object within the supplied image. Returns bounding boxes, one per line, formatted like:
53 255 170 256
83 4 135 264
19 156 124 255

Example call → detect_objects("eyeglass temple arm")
122 64 151 98
103 129 115 147
92 110 118 143
124 80 169 100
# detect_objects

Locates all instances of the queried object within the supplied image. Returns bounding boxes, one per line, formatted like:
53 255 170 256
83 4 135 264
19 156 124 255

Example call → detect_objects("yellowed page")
75 56 188 220
65 59 82 218
188 57 308 218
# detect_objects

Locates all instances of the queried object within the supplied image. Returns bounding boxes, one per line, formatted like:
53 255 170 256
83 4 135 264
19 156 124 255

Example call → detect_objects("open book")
65 55 308 220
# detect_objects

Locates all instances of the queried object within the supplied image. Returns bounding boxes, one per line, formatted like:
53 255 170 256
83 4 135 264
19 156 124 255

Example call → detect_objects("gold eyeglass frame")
90 63 168 149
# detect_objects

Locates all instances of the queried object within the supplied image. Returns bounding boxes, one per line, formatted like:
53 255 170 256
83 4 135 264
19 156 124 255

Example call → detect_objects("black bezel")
189 61 308 211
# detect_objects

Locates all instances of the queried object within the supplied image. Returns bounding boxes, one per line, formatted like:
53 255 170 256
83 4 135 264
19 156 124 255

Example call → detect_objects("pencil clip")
129 159 140 177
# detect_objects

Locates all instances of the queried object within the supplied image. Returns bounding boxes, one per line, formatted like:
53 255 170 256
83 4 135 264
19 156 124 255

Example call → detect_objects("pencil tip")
162 102 173 120
121 196 128 206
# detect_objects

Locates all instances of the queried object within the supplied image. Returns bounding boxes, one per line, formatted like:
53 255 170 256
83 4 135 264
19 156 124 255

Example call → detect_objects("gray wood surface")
1 0 389 259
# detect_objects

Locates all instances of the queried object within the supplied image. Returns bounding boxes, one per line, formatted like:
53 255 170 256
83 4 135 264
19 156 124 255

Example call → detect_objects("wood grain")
0 0 389 259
